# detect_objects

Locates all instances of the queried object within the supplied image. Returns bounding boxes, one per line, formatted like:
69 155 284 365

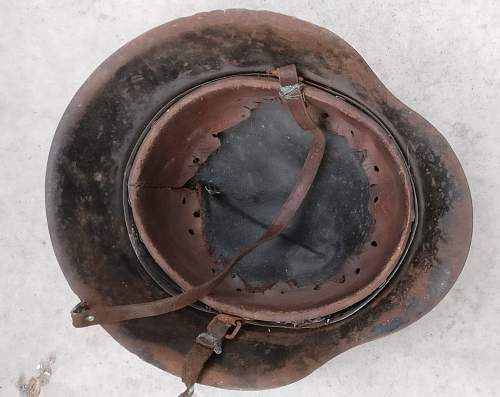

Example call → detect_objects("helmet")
46 10 472 396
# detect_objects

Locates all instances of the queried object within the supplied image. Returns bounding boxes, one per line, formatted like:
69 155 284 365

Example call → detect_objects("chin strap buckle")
195 332 223 354
279 82 304 100
195 314 242 354
180 314 244 397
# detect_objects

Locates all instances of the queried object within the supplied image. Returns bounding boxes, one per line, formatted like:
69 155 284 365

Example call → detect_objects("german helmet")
46 10 473 396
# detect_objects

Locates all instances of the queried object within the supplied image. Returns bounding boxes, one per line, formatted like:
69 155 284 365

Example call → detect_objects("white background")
1 1 499 396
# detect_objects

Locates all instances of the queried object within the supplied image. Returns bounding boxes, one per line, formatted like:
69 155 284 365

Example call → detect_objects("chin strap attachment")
179 314 242 397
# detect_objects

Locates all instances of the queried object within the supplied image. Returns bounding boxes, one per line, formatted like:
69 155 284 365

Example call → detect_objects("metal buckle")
225 320 242 340
196 332 223 354
279 83 303 100
195 315 243 353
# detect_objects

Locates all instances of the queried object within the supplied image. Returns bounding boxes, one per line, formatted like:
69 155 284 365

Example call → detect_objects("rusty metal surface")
128 75 414 323
46 9 472 391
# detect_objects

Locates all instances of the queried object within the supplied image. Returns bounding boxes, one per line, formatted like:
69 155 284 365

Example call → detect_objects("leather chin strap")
179 314 242 397
70 64 326 396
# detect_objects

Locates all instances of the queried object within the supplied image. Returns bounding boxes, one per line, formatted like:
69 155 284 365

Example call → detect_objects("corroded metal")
46 9 472 391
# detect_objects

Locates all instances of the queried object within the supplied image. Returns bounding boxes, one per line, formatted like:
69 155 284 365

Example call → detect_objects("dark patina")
46 9 472 392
